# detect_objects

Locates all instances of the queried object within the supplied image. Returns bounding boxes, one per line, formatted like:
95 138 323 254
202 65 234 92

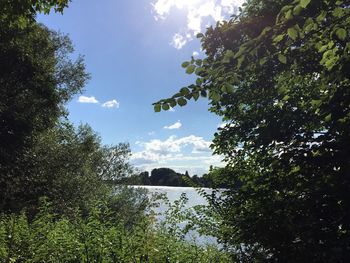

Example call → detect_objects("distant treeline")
119 167 228 188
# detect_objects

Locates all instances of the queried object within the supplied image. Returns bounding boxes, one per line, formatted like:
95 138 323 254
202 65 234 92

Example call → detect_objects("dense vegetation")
155 0 350 261
0 195 229 263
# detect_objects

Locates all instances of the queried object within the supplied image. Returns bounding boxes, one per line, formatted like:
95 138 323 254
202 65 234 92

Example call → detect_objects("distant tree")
150 168 175 186
139 171 151 185
155 0 350 261
149 168 189 186
191 175 201 186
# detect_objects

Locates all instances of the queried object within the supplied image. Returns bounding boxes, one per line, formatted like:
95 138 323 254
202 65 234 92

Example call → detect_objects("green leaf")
335 28 347 40
287 27 298 40
311 99 321 107
318 44 328 53
325 113 332 122
316 11 326 22
237 56 245 68
259 57 268 65
185 93 192 100
333 7 343 18
195 59 202 66
181 61 190 68
233 46 246 59
282 95 290 101
260 26 272 36
154 104 161 112
162 103 170 111
169 99 177 108
299 0 311 8
195 67 205 75
196 33 204 38
303 18 316 32
186 65 195 74
210 91 221 102
196 78 203 85
223 50 234 63
227 84 235 94
278 54 287 64
273 34 285 43
321 49 339 70
200 90 207 97
285 9 293 20
293 5 303 15
192 91 200 101
291 165 301 173
177 98 187 106
180 87 190 96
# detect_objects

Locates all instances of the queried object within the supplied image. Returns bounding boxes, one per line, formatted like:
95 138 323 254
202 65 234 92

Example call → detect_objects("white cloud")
78 96 99 104
171 33 190 49
131 134 222 175
148 131 156 136
164 120 182 130
102 99 119 108
131 135 215 163
192 51 199 56
152 0 244 49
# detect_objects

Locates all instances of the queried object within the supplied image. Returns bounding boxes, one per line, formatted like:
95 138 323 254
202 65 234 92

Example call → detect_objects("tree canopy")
0 21 88 159
0 21 91 214
0 0 70 23
155 0 350 261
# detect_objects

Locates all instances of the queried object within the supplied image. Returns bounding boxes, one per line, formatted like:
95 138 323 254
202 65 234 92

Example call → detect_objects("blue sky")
38 0 243 175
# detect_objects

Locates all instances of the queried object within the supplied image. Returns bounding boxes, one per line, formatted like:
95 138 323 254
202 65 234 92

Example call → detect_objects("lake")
133 185 218 245
136 185 209 205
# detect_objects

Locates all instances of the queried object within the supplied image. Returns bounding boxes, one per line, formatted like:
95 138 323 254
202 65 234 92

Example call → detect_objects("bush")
0 195 230 263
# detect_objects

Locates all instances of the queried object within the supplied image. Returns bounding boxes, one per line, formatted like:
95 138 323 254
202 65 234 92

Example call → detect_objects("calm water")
133 185 218 245
136 185 209 205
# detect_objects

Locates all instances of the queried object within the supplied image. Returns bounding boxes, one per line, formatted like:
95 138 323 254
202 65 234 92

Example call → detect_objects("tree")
150 168 178 186
140 171 151 185
0 15 89 214
149 168 189 186
0 22 88 163
0 121 133 216
0 0 137 221
155 0 350 261
0 0 70 23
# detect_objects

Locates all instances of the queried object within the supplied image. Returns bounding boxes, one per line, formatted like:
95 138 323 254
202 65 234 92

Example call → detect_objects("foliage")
0 120 133 217
0 0 70 24
0 198 229 263
0 21 88 160
0 21 89 213
155 0 350 261
0 1 93 216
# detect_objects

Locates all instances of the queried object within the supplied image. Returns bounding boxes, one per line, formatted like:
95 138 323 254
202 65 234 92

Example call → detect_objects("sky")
38 0 243 175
